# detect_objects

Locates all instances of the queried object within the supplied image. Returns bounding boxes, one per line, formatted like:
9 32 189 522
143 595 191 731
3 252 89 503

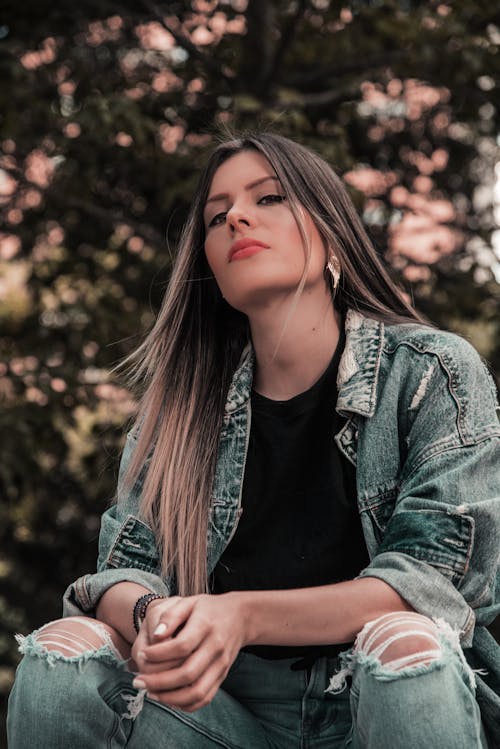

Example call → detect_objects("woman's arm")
139 576 411 656
131 576 412 712
234 576 412 647
96 581 154 644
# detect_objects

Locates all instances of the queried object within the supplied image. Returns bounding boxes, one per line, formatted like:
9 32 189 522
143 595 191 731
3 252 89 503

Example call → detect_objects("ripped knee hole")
32 617 130 660
355 612 442 672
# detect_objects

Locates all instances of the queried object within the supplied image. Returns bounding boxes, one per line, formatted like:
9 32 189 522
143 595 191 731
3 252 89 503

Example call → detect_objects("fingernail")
154 623 167 636
132 678 146 689
137 650 146 661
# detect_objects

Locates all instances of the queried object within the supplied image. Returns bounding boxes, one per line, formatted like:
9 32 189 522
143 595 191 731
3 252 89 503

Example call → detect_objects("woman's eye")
258 194 286 205
208 211 227 227
207 194 286 227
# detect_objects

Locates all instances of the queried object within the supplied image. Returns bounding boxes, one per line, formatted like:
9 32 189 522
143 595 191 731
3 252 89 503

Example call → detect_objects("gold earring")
326 254 341 291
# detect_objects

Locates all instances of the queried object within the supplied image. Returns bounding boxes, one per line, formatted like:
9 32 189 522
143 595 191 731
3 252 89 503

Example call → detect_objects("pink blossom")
20 37 57 70
0 234 21 260
0 171 18 202
116 132 133 147
127 236 144 253
344 168 397 197
191 26 214 45
50 378 67 393
64 123 81 138
158 124 185 154
403 265 432 282
390 214 460 262
136 22 175 51
152 70 183 93
25 150 55 188
413 176 434 193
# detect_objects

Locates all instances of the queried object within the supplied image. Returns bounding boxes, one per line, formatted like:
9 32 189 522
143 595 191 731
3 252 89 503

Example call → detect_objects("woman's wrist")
226 590 259 647
96 582 154 644
133 593 166 633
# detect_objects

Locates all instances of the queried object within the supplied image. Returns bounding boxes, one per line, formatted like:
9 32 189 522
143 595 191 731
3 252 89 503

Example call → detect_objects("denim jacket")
63 310 500 729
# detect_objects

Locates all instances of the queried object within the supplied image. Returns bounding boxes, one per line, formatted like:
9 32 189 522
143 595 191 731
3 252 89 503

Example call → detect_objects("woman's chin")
223 284 302 315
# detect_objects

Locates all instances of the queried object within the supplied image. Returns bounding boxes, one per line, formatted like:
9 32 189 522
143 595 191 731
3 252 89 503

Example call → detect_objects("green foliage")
1 1 499 739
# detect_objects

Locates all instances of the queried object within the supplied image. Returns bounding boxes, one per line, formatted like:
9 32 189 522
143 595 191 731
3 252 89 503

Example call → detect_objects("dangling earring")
326 253 341 291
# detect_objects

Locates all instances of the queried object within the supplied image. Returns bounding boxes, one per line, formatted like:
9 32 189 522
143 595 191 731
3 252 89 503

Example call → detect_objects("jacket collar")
224 309 385 418
336 310 384 418
224 343 254 415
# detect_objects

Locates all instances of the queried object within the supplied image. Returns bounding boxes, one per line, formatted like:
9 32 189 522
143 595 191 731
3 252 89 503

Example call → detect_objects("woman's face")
203 150 330 314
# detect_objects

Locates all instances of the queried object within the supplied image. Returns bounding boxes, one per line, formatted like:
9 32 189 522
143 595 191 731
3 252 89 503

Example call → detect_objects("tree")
1 1 499 740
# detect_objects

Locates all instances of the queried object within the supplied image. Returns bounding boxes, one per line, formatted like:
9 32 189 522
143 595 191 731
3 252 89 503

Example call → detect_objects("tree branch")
274 84 359 109
285 50 408 88
263 0 309 91
0 165 164 248
238 0 276 96
66 197 165 247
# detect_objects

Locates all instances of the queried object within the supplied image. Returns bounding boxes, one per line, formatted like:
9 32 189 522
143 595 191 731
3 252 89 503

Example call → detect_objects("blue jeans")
7 622 489 748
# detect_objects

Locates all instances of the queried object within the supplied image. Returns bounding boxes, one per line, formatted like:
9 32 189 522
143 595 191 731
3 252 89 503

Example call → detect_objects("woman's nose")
227 203 253 230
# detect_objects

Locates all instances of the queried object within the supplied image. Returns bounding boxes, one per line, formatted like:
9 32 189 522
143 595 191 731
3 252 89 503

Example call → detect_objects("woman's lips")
229 238 270 261
230 245 269 261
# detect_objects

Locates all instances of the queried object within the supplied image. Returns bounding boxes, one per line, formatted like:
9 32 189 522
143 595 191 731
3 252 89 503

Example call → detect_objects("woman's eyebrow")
205 175 280 206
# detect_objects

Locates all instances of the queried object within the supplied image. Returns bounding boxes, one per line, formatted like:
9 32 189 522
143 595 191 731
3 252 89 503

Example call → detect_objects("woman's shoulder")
342 310 498 414
382 319 488 372
380 319 499 416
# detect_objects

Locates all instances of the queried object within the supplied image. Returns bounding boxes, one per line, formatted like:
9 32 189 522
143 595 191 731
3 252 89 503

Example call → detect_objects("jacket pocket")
361 486 398 544
378 508 474 584
105 514 161 574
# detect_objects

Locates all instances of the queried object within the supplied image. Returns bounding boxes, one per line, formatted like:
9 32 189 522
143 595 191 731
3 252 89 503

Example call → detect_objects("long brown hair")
122 132 426 595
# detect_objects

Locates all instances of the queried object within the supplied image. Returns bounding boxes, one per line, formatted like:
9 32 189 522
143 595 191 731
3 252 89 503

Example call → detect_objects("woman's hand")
131 593 247 712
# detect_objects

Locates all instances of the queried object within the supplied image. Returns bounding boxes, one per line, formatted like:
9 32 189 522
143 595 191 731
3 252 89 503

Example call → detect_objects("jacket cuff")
62 569 170 618
358 551 476 647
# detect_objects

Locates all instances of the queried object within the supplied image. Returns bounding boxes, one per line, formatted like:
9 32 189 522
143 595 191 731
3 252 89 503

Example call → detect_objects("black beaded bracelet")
133 593 165 633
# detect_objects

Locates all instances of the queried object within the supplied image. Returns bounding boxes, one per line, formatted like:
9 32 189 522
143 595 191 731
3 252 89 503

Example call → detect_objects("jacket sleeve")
358 335 500 647
62 431 170 617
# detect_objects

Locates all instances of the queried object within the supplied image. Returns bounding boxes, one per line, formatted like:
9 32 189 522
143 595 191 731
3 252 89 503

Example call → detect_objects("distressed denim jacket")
63 310 500 730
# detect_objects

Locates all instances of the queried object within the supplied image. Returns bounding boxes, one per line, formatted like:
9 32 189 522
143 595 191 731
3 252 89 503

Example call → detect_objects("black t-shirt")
211 327 369 660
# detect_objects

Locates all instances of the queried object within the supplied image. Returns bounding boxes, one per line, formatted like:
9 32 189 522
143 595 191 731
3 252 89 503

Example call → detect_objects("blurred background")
1 0 499 740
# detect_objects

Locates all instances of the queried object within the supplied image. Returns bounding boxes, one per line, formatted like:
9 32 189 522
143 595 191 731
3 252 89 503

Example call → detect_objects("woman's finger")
142 596 184 641
147 658 229 712
131 600 180 666
136 634 218 691
143 600 207 660
135 653 184 674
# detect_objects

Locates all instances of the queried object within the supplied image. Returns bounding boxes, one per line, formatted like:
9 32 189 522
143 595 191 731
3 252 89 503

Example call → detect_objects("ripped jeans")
7 612 489 748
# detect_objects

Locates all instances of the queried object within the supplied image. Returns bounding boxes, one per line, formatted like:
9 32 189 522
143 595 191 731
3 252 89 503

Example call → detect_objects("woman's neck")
249 292 341 401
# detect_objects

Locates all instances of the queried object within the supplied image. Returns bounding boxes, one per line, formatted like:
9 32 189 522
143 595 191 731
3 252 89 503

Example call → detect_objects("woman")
8 132 500 748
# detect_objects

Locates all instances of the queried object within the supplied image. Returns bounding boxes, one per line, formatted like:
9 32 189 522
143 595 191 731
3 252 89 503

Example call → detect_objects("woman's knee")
355 611 442 671
19 616 131 661
8 618 137 747
9 617 131 722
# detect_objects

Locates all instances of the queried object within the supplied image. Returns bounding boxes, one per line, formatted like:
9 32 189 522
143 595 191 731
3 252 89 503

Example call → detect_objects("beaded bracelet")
133 593 166 633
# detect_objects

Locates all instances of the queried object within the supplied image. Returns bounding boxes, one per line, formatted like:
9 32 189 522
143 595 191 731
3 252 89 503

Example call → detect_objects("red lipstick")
229 238 270 262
